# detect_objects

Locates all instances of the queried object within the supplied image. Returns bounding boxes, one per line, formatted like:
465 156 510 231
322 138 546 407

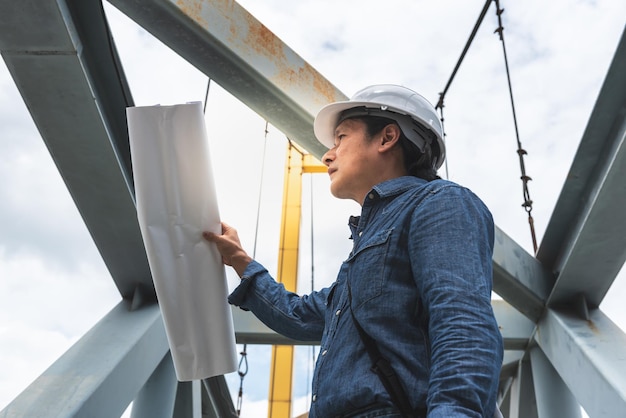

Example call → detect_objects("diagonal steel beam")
529 347 581 418
493 228 553 322
492 299 536 350
534 307 626 417
0 301 169 418
131 352 178 417
201 376 238 418
0 0 153 301
537 28 626 308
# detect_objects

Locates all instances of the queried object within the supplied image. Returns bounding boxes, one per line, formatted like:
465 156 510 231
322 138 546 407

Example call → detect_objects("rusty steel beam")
107 0 347 159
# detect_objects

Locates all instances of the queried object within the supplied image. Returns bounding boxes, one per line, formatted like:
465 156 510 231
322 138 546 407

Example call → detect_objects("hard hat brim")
313 100 377 149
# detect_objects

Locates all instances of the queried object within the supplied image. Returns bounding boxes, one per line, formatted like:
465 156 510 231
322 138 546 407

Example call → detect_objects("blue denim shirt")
228 176 503 417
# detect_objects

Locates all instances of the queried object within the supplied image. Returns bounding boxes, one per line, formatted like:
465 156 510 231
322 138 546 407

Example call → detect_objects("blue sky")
1 1 625 416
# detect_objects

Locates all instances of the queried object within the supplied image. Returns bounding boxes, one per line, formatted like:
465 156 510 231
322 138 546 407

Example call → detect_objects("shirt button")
335 309 341 316
368 193 375 199
322 350 328 356
312 394 317 402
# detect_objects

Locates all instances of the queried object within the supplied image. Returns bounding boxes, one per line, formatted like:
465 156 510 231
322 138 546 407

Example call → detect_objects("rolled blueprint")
127 102 237 381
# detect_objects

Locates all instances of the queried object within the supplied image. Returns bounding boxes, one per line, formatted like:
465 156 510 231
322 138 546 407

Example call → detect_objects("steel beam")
234 301 534 350
131 352 178 418
537 28 626 307
534 307 626 417
0 301 169 418
498 386 511 418
508 357 538 418
201 376 238 418
492 299 536 350
107 0 347 160
173 381 202 418
529 347 581 418
492 228 553 322
0 0 154 301
500 351 524 380
232 305 317 346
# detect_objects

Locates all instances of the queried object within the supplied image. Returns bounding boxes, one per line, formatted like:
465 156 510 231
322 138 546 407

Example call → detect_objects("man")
204 85 503 417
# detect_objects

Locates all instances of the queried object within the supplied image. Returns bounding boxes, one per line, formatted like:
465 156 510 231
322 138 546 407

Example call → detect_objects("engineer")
204 84 503 418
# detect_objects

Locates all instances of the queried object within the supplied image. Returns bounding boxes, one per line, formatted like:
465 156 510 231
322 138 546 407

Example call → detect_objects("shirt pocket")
344 228 393 309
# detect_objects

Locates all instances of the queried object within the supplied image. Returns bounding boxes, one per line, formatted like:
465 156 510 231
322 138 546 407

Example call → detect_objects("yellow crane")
268 141 326 418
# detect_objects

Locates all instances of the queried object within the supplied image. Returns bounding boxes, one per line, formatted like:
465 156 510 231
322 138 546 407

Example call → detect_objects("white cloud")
0 250 118 409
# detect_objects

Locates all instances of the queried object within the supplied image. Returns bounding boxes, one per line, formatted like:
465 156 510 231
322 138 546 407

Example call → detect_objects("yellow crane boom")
268 142 325 418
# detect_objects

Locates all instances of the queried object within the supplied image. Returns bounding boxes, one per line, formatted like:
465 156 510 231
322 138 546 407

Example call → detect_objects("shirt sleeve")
228 260 328 342
409 184 503 418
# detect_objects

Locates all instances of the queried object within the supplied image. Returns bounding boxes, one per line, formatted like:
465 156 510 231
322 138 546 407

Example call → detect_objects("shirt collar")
370 176 429 200
349 176 429 240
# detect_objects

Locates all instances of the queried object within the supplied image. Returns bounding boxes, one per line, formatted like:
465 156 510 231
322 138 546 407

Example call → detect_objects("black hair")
352 115 440 181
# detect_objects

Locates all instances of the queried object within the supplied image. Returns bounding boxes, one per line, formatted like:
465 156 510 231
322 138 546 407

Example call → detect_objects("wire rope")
252 121 270 260
493 0 538 253
435 0 538 253
436 105 450 179
234 121 271 416
203 78 211 114
435 0 492 180
308 173 316 406
436 0 493 111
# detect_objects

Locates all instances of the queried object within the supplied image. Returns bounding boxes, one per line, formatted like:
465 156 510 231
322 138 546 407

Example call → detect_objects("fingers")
203 222 231 242
202 231 215 241
220 222 238 238
201 222 251 276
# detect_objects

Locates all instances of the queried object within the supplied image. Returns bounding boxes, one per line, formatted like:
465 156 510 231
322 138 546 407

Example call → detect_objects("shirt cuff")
227 260 266 309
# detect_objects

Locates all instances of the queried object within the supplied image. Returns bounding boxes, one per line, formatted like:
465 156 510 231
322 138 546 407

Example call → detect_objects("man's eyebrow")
334 122 349 136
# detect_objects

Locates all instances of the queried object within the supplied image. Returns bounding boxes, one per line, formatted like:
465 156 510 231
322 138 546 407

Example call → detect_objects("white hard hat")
313 84 445 169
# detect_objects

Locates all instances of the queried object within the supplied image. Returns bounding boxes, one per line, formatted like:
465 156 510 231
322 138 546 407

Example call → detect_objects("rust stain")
270 60 342 106
310 63 344 103
587 319 601 335
179 0 344 108
242 11 285 61
176 0 208 28
238 8 342 106
211 0 234 8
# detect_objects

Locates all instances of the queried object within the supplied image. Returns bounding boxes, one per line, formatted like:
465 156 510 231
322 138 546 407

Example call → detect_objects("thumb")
202 231 216 241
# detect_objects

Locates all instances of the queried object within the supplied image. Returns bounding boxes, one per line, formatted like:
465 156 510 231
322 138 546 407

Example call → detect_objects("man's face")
321 118 380 203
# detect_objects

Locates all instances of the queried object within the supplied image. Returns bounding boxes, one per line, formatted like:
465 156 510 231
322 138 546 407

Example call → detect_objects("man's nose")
322 149 334 166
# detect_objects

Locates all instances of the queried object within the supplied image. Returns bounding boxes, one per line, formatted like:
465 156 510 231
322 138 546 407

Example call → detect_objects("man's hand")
203 222 252 277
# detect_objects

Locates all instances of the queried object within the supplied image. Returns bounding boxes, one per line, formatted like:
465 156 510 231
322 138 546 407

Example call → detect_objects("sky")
1 0 625 417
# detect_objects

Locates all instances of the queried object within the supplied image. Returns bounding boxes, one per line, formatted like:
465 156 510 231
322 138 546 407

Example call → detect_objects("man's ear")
379 124 402 152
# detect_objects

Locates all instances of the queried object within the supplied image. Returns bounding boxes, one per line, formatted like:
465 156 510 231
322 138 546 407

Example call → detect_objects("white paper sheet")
126 102 237 381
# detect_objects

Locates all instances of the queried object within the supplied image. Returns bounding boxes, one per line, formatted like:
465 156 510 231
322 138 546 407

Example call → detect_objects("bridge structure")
0 1 625 417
